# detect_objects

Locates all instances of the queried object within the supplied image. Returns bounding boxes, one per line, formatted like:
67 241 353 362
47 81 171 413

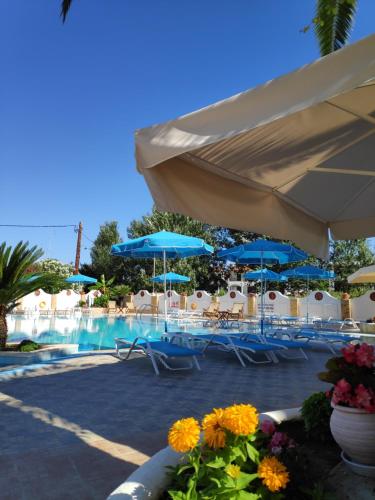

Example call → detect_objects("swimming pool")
6 315 206 351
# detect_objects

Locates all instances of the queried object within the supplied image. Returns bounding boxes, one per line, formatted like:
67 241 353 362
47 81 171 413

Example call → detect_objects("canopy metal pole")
163 250 167 332
152 256 156 294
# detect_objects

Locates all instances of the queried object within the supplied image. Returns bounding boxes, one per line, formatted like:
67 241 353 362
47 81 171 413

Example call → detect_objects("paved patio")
0 347 331 499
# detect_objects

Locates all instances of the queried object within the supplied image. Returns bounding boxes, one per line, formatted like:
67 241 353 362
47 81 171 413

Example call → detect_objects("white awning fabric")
136 34 375 259
348 265 375 284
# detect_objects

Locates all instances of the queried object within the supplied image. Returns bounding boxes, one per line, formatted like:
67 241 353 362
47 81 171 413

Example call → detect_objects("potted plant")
319 343 375 467
164 404 291 498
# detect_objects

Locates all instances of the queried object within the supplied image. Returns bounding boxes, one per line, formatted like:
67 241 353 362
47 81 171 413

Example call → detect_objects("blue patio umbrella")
151 272 190 284
281 265 335 321
218 240 308 333
111 231 213 330
244 268 288 283
152 272 190 310
65 274 97 284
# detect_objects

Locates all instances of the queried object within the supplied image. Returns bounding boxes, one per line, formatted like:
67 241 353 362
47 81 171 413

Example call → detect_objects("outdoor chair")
107 300 117 314
203 303 219 319
241 332 309 360
114 336 201 375
284 327 359 354
227 303 244 320
125 302 137 314
172 332 284 367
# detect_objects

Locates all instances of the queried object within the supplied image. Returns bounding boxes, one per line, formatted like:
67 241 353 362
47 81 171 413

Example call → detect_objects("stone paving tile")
0 348 331 499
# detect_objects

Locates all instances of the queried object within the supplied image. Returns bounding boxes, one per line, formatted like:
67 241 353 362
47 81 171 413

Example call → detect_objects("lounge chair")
243 332 309 360
228 303 244 320
108 300 117 314
114 336 201 375
289 328 359 354
203 303 219 319
173 332 284 366
124 302 137 314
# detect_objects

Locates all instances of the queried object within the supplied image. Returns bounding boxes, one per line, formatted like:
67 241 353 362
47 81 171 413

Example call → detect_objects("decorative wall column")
151 294 159 315
290 296 300 317
341 293 351 319
179 293 187 310
247 293 257 317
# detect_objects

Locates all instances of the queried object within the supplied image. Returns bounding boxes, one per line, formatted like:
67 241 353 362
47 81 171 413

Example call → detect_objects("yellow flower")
222 404 258 436
202 408 226 449
226 464 241 479
168 417 200 453
257 456 290 492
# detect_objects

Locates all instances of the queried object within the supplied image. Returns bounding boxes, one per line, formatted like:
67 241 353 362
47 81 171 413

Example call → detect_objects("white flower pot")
330 403 375 466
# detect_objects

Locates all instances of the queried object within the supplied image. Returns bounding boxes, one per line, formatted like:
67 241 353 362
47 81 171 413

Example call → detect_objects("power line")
0 224 77 228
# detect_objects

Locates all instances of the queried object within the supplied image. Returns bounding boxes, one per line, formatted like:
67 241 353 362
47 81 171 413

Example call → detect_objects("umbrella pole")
152 256 155 294
163 251 167 332
260 252 264 336
306 275 309 323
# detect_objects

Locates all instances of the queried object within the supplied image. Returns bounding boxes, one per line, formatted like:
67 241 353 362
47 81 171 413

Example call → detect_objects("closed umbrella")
135 34 375 260
281 265 335 321
218 240 307 333
111 231 213 330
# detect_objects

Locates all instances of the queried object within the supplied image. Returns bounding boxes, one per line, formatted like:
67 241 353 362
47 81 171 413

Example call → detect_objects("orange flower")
258 456 289 492
222 404 258 436
168 417 200 453
202 408 226 449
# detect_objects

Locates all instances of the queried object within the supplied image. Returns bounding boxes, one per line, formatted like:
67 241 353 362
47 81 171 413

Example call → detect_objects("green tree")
82 221 124 281
331 239 374 295
0 242 59 349
35 258 74 294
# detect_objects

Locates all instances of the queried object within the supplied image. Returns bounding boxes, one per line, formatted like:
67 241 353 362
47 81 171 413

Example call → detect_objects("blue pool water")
7 315 206 351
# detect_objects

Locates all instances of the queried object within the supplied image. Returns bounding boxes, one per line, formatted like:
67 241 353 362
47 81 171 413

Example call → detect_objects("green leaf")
246 443 260 463
206 455 227 468
168 491 189 500
236 491 261 500
235 472 259 490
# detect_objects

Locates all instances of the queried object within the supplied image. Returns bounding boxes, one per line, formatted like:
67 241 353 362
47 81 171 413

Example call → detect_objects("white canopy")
136 34 375 260
348 265 375 284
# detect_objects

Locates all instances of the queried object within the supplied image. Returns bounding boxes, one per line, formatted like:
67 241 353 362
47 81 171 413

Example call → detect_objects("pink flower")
270 432 289 448
354 385 375 412
342 344 357 364
332 378 352 405
260 419 276 435
355 344 375 368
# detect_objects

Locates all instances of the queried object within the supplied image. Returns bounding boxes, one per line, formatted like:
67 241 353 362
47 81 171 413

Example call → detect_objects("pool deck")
0 347 331 499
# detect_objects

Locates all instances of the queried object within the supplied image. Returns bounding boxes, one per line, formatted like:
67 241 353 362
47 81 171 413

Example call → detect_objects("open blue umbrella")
151 272 190 284
152 272 190 310
218 240 308 333
244 268 287 282
281 265 335 321
65 274 97 284
111 231 213 330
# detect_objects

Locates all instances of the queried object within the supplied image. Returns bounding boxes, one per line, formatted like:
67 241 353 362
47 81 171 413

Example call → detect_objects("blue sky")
1 0 374 263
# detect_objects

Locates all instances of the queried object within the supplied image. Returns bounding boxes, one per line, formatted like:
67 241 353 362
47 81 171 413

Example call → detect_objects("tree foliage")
314 0 357 56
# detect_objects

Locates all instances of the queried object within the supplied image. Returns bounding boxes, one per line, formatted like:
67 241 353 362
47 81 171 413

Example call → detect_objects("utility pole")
74 221 83 274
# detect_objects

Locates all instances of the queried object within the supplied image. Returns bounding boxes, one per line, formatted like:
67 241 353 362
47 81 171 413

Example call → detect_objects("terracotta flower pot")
330 403 375 465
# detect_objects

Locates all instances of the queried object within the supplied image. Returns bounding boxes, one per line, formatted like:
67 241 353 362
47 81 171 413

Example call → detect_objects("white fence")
351 290 375 321
15 288 375 321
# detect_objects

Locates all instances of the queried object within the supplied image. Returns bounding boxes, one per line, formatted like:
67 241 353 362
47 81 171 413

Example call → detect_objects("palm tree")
314 0 357 56
0 242 58 349
61 0 73 22
89 274 115 295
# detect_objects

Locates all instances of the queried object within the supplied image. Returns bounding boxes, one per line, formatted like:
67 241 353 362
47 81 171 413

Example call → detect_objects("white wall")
55 290 81 310
159 290 180 312
351 290 375 321
219 291 248 315
300 291 340 319
133 290 153 309
186 291 212 313
20 289 52 311
258 291 290 317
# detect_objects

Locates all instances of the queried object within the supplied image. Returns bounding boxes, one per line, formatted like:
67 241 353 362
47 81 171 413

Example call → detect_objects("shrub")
18 340 41 352
93 294 109 307
301 392 333 442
